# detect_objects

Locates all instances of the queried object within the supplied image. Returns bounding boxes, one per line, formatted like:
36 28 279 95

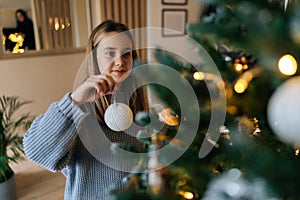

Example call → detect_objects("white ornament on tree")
267 76 300 146
104 102 133 131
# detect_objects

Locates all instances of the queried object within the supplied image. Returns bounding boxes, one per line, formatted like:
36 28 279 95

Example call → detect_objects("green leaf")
0 95 33 178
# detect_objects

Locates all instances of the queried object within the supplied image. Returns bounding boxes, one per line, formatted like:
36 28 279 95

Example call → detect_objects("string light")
193 71 205 80
178 190 194 199
234 63 243 72
233 55 253 72
54 17 60 31
234 79 248 93
60 17 65 30
234 67 261 94
295 149 300 156
227 105 238 115
278 54 297 76
252 117 261 135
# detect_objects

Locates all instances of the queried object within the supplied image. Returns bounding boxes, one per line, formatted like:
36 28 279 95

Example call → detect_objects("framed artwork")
162 0 188 5
162 9 187 37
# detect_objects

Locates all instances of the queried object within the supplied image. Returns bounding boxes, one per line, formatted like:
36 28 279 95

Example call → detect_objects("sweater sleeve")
23 93 86 172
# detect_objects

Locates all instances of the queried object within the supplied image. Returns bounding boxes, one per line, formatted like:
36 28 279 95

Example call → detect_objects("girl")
23 20 149 199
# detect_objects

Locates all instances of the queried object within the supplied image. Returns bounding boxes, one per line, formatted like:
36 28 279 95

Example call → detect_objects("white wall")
146 0 202 61
0 53 85 116
70 0 91 48
0 0 31 27
0 0 30 8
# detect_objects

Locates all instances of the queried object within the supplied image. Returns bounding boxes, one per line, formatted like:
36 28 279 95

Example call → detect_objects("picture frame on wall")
162 0 188 5
162 9 187 37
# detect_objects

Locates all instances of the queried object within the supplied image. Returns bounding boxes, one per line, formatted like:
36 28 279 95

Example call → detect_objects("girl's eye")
104 51 116 57
123 51 132 58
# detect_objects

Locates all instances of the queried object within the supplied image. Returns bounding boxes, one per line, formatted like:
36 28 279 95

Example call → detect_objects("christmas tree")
111 0 300 199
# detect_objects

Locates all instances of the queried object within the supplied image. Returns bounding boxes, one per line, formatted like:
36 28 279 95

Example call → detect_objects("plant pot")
0 174 17 200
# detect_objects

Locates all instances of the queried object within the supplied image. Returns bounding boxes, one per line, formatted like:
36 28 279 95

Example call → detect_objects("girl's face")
96 31 133 82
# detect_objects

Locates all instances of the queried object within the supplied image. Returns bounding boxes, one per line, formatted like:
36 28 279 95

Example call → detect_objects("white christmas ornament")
267 76 300 146
104 102 133 131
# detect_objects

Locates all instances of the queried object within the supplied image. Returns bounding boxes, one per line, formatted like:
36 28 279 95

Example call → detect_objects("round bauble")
104 102 133 131
135 111 151 126
267 76 300 145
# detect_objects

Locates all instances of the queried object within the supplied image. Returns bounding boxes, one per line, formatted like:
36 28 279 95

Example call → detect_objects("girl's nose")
115 56 125 67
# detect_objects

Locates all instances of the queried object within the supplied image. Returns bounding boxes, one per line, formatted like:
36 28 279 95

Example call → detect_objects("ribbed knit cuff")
57 92 87 125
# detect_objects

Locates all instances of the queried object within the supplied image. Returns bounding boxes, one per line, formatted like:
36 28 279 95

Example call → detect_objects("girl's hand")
70 74 116 105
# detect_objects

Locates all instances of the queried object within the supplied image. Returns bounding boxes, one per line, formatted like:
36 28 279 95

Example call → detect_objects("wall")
0 52 85 116
0 0 30 8
146 0 202 61
0 0 31 27
71 0 91 48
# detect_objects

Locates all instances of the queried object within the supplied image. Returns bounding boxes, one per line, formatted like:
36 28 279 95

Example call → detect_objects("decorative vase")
0 174 17 200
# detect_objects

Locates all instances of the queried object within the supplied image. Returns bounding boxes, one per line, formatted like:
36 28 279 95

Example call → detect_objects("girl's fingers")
93 74 116 93
71 74 118 104
98 79 108 93
103 74 115 92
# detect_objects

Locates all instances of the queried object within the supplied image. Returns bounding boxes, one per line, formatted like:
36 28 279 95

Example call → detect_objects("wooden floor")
11 158 65 200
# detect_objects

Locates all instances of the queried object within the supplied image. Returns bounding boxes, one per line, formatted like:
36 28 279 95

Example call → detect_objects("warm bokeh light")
216 80 225 90
227 105 238 115
278 54 297 76
193 71 205 80
295 149 300 156
205 73 215 81
54 17 60 31
234 79 248 93
243 64 249 70
243 71 253 81
234 63 243 72
178 190 194 199
158 108 179 126
240 56 247 63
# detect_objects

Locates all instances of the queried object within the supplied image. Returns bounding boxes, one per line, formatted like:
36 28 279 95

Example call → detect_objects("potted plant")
0 96 32 200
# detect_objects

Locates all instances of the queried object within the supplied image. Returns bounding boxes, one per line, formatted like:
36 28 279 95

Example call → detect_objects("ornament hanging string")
284 0 289 13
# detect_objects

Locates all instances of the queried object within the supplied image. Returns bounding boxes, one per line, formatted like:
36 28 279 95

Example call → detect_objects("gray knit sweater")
23 93 142 200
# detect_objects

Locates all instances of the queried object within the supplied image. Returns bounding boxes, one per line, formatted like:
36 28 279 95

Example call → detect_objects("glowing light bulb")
240 56 247 63
243 64 249 70
54 17 60 31
295 149 300 156
234 79 248 93
193 71 204 80
278 54 297 76
234 63 243 72
178 190 194 199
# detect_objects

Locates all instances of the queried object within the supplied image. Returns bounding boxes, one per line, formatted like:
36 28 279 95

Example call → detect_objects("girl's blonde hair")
75 20 149 124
